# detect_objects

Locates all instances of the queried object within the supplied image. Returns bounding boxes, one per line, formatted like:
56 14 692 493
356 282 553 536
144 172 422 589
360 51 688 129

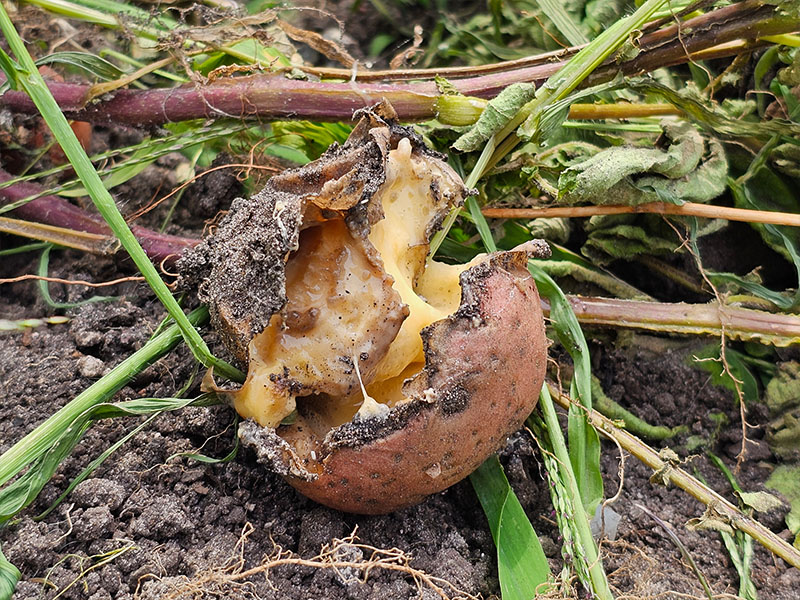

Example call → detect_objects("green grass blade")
0 6 243 383
37 245 116 309
35 51 125 81
0 546 20 600
0 420 91 525
35 413 161 520
535 0 589 46
528 264 603 514
536 385 612 599
35 393 218 519
470 456 551 599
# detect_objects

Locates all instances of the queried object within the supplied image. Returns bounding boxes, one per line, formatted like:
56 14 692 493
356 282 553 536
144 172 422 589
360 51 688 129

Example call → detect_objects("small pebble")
78 355 106 378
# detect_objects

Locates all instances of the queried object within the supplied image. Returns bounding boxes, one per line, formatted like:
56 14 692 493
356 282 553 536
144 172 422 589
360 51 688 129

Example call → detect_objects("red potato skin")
285 243 548 514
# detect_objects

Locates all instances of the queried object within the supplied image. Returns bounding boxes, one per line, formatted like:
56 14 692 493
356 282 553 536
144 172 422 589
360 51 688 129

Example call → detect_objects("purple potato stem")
0 169 198 266
0 2 794 126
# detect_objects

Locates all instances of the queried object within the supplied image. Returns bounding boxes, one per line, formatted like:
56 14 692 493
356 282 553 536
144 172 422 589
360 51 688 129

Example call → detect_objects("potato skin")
284 241 549 513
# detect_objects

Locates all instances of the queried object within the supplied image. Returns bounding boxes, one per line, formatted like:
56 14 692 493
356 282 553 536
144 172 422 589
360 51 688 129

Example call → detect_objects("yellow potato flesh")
234 138 471 428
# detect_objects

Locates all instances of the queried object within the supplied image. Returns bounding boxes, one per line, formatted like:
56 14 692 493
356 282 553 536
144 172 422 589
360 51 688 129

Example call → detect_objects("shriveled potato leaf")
470 456 551 599
766 465 800 550
452 82 536 152
624 78 800 140
582 0 629 35
765 361 800 415
737 491 785 514
538 243 653 299
558 121 727 206
764 362 800 461
582 214 683 264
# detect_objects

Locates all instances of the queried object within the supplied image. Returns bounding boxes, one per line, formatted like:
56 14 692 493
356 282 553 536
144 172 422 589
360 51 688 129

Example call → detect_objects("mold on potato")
179 102 550 514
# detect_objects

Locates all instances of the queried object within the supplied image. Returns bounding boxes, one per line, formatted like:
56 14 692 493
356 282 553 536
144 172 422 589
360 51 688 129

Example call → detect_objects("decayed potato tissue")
179 103 551 513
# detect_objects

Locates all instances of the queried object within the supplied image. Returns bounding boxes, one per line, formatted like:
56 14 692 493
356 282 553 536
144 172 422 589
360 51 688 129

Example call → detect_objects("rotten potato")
179 103 550 514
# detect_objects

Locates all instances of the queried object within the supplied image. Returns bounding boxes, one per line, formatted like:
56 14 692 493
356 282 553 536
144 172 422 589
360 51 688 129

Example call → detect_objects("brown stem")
0 169 197 266
0 2 794 126
544 296 800 346
483 202 800 228
568 103 680 119
549 385 800 571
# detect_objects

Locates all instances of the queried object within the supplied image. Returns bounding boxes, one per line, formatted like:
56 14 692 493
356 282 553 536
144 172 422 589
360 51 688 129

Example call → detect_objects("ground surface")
2 2 799 599
1 154 798 599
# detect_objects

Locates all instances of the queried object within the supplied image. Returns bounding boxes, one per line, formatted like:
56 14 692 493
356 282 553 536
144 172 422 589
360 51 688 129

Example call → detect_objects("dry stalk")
482 202 800 228
548 387 800 570
542 296 800 347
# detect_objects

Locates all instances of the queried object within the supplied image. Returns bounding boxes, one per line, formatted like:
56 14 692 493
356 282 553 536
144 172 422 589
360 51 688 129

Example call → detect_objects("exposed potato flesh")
230 136 469 427
233 219 407 427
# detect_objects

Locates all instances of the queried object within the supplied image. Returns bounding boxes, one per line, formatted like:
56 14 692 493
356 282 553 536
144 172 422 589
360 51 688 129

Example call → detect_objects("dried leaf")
277 19 355 68
453 82 537 152
737 491 785 514
687 505 735 535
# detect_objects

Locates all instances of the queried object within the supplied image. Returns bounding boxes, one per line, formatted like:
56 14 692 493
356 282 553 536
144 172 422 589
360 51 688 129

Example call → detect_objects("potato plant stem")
0 307 209 487
545 296 800 346
483 202 800 227
0 169 198 266
549 386 800 570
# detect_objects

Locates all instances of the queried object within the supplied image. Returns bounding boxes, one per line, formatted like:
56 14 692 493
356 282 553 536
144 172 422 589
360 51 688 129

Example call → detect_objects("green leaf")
724 175 800 310
0 47 21 94
270 121 352 162
36 51 125 81
536 0 589 46
528 264 603 514
0 543 21 600
567 397 603 516
470 456 551 599
453 82 537 152
0 420 90 526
